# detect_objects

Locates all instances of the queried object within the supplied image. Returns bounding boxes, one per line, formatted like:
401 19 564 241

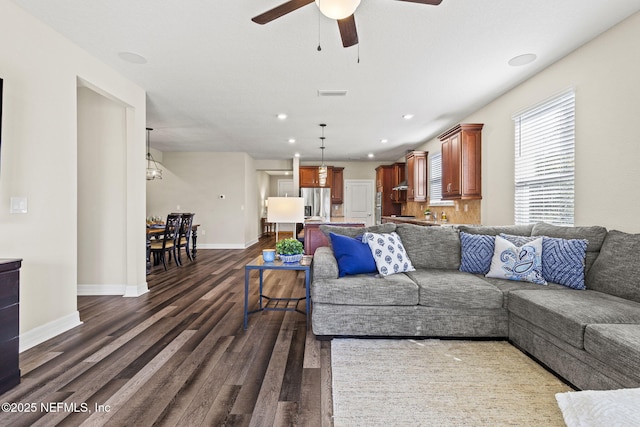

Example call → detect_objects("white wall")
417 12 640 232
146 152 259 248
0 0 147 350
77 87 128 293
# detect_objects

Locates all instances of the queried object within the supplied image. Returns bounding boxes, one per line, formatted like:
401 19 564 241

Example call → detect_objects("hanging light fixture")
146 127 163 180
315 0 361 20
318 124 328 187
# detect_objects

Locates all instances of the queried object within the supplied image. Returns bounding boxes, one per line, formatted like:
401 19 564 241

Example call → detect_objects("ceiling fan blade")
252 0 315 24
337 15 358 48
396 0 443 5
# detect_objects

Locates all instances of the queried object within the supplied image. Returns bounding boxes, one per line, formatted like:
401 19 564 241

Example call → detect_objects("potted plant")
424 208 432 220
275 238 304 263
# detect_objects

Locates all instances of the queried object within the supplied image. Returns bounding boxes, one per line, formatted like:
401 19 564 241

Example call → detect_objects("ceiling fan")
252 0 443 48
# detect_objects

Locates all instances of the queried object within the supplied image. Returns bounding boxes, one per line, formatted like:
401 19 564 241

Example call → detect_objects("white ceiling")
11 0 640 162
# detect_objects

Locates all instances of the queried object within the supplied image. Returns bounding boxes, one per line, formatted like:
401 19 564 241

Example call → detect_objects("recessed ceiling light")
118 51 147 64
277 113 288 120
294 153 300 158
288 138 296 144
403 114 414 120
380 139 388 144
508 53 537 67
368 153 375 158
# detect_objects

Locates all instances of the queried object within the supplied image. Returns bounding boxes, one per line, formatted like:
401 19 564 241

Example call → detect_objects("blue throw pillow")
329 232 377 277
459 232 495 274
541 237 587 290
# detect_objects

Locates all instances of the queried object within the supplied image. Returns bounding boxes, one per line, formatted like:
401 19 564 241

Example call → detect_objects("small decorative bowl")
279 253 303 263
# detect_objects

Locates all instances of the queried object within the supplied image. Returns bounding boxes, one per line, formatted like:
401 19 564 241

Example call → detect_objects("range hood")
392 181 408 191
393 160 409 190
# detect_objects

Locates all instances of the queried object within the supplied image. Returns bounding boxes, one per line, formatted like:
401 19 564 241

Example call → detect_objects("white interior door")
345 180 374 226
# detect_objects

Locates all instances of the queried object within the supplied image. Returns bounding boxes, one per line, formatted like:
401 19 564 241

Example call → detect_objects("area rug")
331 339 572 426
556 387 640 426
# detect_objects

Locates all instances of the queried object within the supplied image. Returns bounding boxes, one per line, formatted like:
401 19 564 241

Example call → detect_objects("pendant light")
146 127 163 180
318 124 328 187
315 0 361 20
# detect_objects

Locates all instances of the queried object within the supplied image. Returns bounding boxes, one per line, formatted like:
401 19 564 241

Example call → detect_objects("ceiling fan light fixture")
315 0 361 20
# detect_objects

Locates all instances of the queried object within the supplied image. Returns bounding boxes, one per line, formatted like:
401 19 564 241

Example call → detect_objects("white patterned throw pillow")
363 232 415 276
486 235 547 285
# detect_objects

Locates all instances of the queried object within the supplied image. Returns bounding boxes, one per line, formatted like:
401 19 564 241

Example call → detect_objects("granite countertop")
304 217 366 224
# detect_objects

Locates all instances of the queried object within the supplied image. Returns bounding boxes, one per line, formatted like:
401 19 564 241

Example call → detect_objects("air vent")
318 90 348 97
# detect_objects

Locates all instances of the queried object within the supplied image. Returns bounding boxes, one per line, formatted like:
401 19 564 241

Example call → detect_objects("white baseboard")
199 241 258 249
77 283 126 296
78 282 149 297
20 311 82 352
124 282 149 297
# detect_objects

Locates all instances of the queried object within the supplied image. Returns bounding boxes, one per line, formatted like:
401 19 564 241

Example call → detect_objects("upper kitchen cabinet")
391 162 406 203
331 167 344 204
406 151 428 202
439 124 483 200
299 166 332 188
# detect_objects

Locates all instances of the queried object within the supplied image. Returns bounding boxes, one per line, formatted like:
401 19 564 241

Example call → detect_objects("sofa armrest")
312 246 339 280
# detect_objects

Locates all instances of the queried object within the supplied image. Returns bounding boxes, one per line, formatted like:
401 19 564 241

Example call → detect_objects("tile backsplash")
401 199 481 224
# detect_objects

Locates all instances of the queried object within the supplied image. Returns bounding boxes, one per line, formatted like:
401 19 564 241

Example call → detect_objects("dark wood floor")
1 237 333 426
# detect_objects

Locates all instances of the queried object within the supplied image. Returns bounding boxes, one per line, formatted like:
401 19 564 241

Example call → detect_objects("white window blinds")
430 153 443 202
513 89 575 226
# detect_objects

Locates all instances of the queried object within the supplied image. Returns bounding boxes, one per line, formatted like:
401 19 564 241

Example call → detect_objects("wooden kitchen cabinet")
0 259 22 395
439 123 483 200
331 167 344 204
391 162 406 203
299 166 332 188
406 151 428 202
376 165 401 216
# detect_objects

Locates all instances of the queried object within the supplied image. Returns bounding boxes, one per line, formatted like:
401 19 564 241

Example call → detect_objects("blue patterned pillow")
459 232 495 274
541 237 587 289
329 233 377 277
501 233 588 289
486 236 547 285
363 232 415 276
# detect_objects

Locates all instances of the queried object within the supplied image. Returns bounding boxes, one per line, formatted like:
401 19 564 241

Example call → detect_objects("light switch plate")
10 197 28 214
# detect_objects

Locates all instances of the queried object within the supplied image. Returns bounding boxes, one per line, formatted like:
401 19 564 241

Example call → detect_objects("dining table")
146 223 199 274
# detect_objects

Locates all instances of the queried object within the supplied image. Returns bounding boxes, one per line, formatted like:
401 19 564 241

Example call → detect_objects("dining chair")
150 213 181 271
175 213 195 264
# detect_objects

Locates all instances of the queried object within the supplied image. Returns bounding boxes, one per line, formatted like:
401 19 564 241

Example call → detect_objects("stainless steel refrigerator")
301 188 331 221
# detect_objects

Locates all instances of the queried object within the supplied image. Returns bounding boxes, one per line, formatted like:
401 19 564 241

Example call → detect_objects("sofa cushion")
586 230 640 304
584 324 640 382
405 270 503 309
457 224 533 237
329 233 377 277
480 276 568 308
459 232 495 274
312 246 339 280
486 236 546 285
531 222 607 274
508 289 640 349
363 231 415 276
311 273 419 306
395 223 461 270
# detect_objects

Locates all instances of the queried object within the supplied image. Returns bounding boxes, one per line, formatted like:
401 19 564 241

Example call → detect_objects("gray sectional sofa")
311 222 640 391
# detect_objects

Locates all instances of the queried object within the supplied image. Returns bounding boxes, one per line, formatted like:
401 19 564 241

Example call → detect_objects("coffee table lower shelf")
243 256 312 330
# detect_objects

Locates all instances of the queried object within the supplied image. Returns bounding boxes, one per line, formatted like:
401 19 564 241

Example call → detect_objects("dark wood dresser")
0 259 22 394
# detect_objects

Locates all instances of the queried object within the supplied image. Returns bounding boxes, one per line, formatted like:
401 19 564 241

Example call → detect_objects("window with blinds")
513 89 575 225
430 154 443 202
